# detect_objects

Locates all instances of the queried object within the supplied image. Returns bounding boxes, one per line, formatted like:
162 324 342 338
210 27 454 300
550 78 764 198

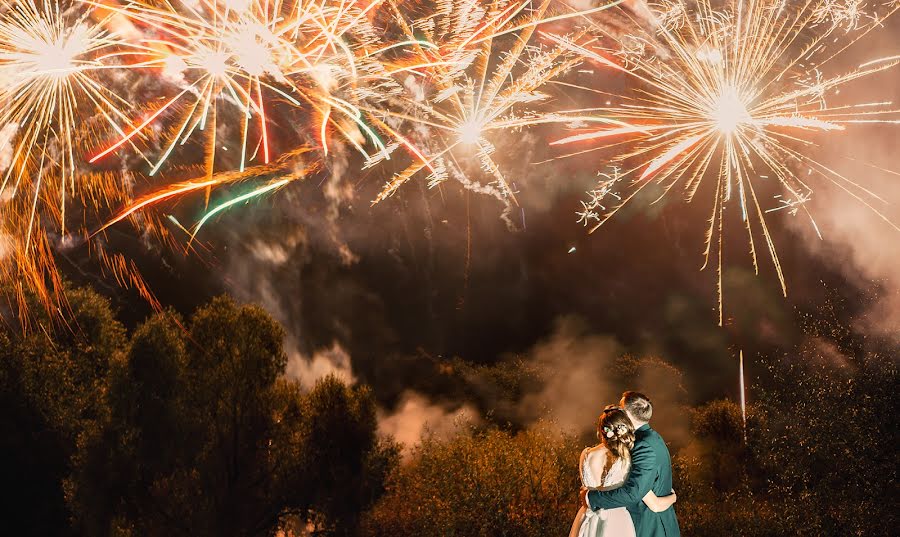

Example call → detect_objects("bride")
568 406 676 537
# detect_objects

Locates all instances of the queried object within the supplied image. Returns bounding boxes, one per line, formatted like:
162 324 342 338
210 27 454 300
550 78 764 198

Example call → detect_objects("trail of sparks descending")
551 0 900 324
0 0 145 315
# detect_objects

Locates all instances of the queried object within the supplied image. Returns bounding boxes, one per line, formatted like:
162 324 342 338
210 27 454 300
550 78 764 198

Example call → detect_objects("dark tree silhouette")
0 286 126 537
67 296 395 536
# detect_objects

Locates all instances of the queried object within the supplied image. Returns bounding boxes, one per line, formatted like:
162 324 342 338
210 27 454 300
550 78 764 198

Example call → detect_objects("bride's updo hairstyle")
597 405 636 467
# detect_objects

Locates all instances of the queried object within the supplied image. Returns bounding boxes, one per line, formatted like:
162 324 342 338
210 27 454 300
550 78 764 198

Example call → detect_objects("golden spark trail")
551 0 900 324
0 0 145 318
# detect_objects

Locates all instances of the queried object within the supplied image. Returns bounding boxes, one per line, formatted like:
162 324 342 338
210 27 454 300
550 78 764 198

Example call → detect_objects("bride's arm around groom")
585 442 676 513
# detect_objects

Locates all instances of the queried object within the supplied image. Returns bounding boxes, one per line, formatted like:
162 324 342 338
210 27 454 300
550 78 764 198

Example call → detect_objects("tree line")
1 290 394 536
1 285 896 536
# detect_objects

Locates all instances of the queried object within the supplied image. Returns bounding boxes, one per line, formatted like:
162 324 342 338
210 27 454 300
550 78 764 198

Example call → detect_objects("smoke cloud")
378 391 479 454
517 316 623 433
285 342 355 390
786 19 900 339
516 316 691 448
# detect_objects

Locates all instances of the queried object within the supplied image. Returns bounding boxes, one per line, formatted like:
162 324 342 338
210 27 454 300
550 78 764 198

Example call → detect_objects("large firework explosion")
0 0 151 317
365 0 626 216
550 0 900 323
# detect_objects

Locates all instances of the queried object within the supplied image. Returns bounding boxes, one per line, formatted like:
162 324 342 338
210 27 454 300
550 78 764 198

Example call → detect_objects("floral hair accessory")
603 424 629 438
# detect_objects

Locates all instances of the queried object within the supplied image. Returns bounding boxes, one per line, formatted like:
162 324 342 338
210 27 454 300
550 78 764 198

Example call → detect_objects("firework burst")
0 0 147 316
366 0 627 216
82 0 407 255
550 0 900 324
89 0 397 179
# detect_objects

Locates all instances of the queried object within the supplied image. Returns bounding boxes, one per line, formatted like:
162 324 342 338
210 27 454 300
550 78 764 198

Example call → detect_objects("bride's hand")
665 488 677 503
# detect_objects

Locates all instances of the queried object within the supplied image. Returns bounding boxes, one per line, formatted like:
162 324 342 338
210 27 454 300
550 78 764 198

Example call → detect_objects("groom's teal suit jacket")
587 424 680 537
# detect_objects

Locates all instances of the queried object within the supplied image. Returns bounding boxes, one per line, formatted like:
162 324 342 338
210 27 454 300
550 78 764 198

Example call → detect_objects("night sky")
58 3 900 442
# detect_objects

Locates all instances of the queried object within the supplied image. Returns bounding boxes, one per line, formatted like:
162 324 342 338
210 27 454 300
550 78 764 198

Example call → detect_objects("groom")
581 391 681 537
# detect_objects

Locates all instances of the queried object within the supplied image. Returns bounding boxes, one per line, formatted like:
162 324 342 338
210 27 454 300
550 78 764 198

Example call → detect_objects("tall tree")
70 297 307 535
301 376 400 535
69 296 395 536
0 286 127 536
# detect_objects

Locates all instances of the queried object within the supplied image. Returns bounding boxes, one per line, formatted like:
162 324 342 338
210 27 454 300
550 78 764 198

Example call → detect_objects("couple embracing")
569 391 680 537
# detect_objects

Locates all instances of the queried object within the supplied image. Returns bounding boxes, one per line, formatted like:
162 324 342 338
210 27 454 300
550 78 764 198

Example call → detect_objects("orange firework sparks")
365 0 624 215
0 0 151 321
87 0 398 175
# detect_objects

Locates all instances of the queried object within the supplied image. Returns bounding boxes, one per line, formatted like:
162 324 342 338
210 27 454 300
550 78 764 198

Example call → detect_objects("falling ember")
739 349 747 441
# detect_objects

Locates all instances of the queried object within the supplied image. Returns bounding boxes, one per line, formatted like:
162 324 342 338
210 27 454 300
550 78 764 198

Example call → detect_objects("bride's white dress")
568 446 636 537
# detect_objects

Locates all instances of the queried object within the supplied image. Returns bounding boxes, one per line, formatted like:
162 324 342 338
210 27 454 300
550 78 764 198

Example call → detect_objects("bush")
363 424 581 536
674 354 899 537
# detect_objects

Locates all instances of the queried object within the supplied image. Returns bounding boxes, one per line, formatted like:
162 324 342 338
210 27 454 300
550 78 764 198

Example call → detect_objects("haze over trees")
0 285 895 536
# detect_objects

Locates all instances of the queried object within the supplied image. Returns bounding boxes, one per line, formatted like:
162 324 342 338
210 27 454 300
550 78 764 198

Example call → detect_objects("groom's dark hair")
622 391 653 422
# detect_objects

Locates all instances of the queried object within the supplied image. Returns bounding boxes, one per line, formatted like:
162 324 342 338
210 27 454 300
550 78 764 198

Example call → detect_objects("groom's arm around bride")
585 438 656 510
582 392 681 537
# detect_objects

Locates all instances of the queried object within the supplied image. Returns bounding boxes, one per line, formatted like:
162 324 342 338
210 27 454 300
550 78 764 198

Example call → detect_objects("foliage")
362 425 581 537
65 296 396 536
299 376 401 536
672 400 781 536
0 286 126 537
2 284 897 537
754 353 900 536
0 288 393 536
674 354 899 537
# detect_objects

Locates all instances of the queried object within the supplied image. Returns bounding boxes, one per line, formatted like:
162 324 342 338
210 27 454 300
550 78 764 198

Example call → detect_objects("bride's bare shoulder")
584 445 609 466
584 444 609 456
